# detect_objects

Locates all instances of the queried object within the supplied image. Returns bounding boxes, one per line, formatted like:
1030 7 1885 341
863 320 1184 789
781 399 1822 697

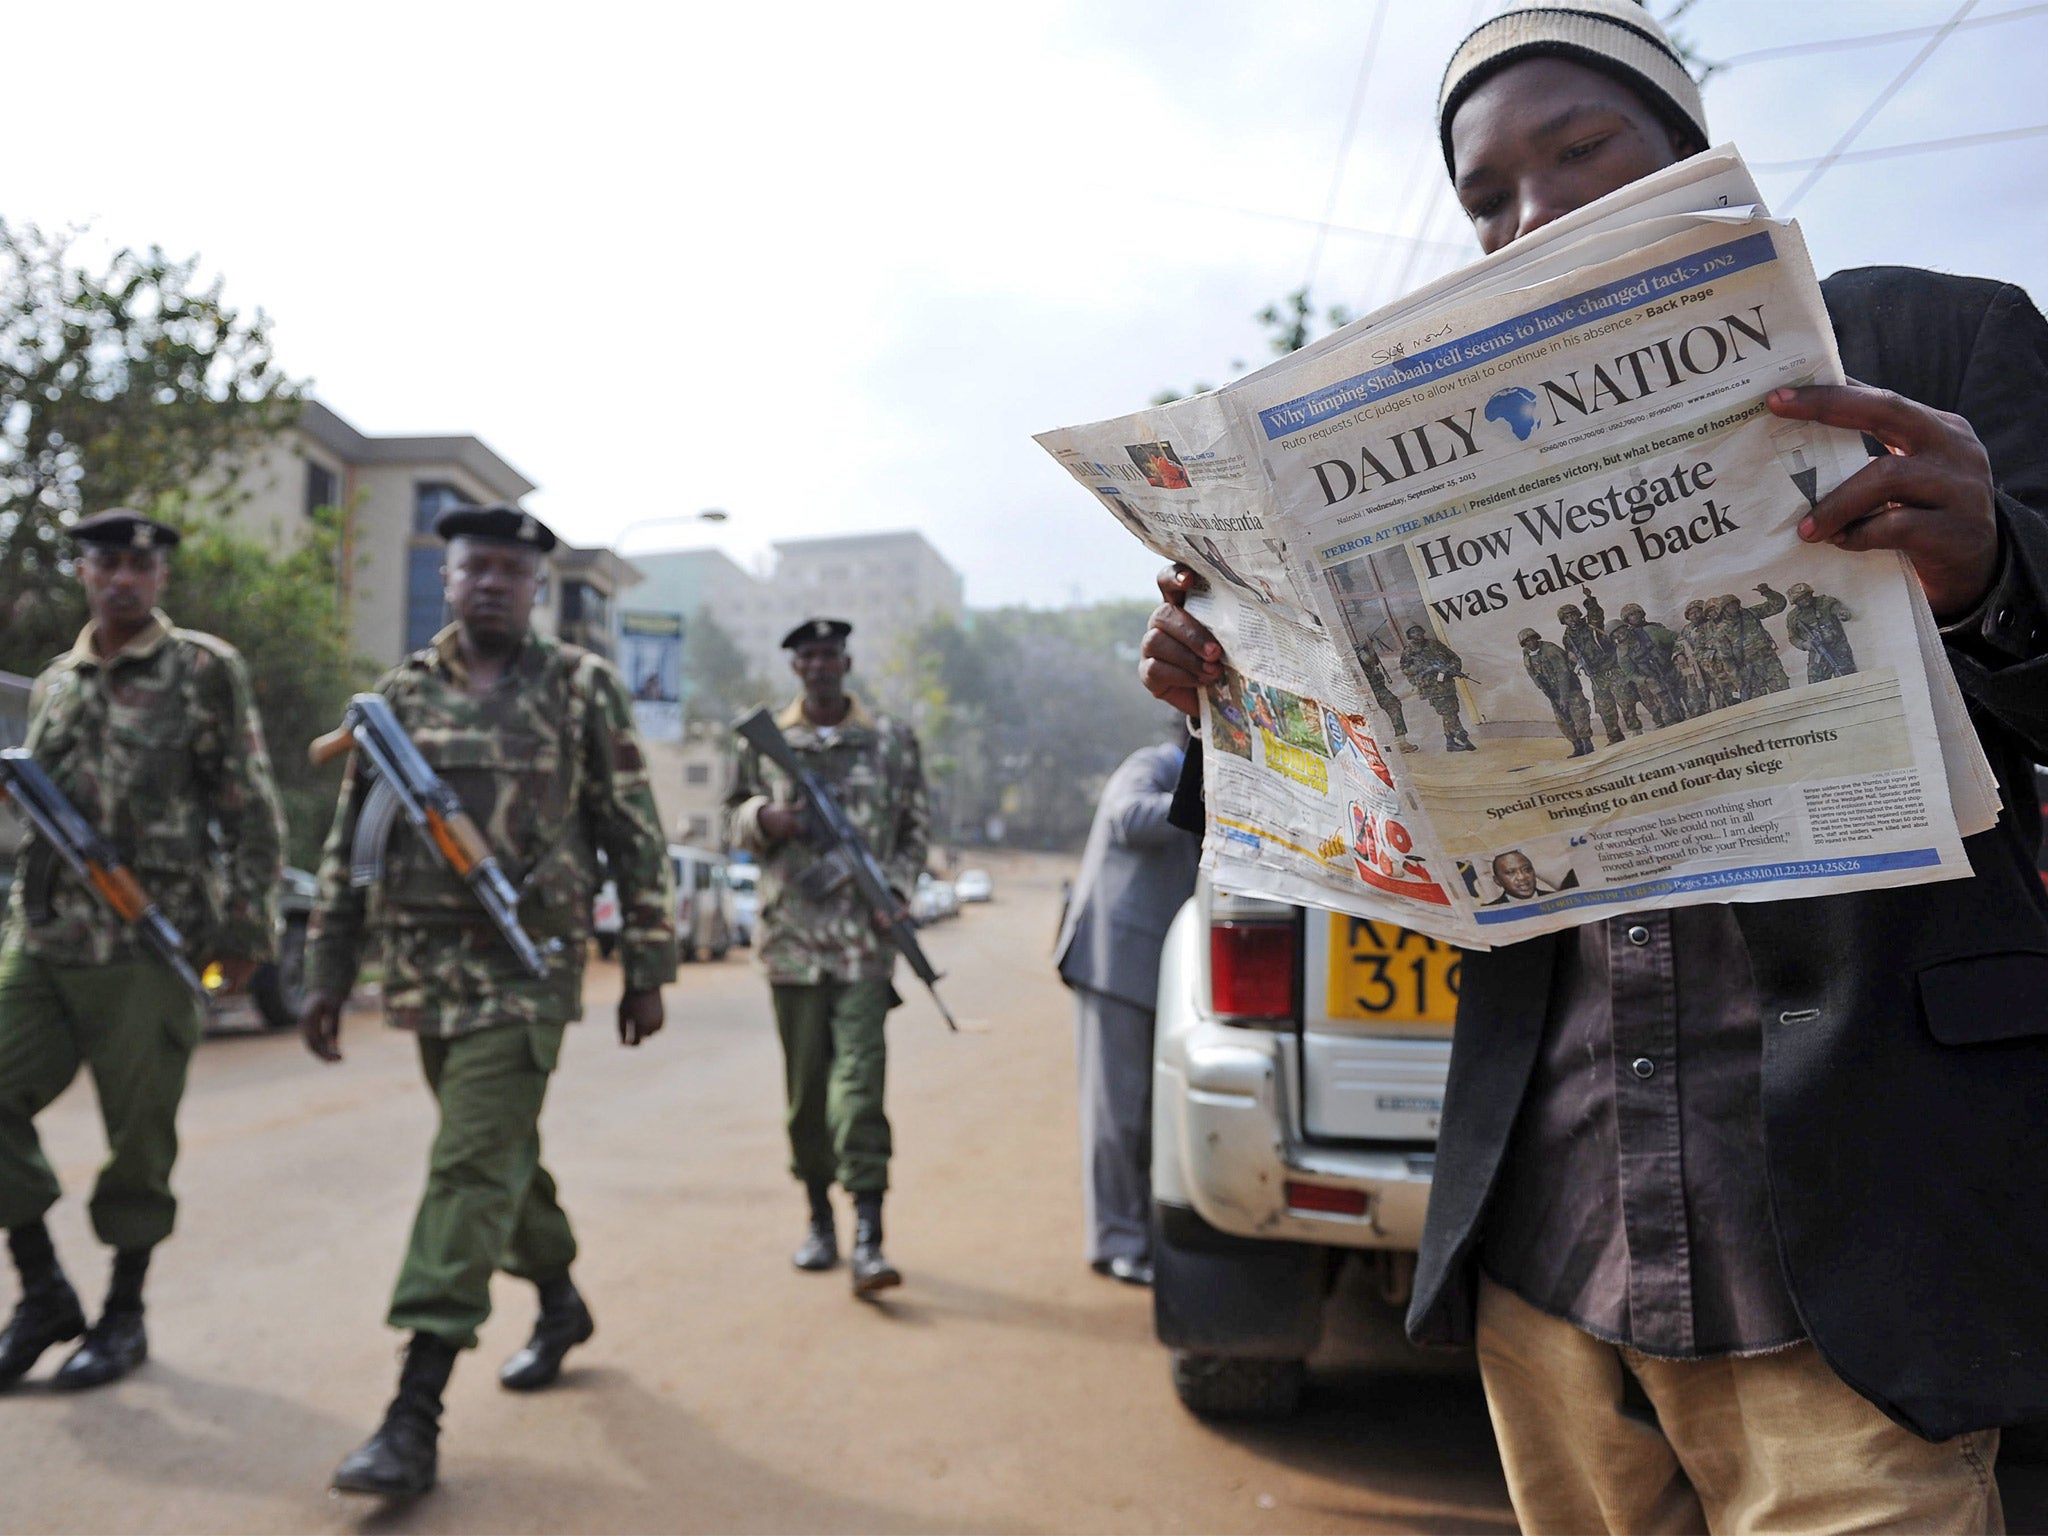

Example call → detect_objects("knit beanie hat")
1437 0 1709 177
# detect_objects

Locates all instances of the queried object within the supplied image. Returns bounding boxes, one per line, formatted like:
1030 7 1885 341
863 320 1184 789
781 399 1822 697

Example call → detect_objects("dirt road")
5 853 2042 1533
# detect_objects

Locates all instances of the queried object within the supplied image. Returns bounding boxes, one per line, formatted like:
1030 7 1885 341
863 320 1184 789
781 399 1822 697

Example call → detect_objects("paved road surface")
4 852 2042 1532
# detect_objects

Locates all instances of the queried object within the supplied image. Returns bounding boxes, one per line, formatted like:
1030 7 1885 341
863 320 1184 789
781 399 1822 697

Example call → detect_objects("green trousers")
388 1021 577 1349
0 946 202 1251
771 977 895 1195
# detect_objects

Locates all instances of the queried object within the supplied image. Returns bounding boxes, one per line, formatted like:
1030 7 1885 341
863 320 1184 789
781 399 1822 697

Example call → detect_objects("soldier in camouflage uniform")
300 505 675 1500
727 618 928 1297
1611 602 1688 728
1398 624 1477 752
0 511 283 1392
1353 641 1418 753
1519 627 1594 757
1716 586 1791 700
1676 598 1735 714
1557 593 1639 744
1784 582 1859 681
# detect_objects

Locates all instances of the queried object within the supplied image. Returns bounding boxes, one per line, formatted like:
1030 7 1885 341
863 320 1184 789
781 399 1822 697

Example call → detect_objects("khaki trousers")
1476 1277 2003 1535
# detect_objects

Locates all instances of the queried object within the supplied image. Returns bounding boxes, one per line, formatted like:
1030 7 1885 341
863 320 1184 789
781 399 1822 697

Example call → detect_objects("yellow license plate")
1325 915 1461 1028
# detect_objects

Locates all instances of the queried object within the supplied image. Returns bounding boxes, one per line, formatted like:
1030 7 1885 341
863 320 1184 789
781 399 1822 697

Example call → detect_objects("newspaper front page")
1036 150 1996 948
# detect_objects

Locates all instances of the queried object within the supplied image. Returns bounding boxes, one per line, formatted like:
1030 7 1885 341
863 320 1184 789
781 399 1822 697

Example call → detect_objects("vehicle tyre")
252 914 309 1030
1168 1352 1305 1420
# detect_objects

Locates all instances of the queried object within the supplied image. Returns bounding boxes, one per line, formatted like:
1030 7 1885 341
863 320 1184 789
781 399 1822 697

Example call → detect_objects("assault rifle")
734 707 958 1031
0 749 208 1004
310 693 555 980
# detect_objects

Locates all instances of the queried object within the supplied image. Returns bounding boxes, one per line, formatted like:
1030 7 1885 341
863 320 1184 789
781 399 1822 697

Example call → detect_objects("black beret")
71 509 180 552
433 502 558 552
780 617 853 650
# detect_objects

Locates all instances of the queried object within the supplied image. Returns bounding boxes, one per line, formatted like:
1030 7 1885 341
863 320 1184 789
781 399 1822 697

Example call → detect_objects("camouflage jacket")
1612 620 1681 681
6 611 284 967
305 625 676 1037
725 695 928 987
1521 640 1582 702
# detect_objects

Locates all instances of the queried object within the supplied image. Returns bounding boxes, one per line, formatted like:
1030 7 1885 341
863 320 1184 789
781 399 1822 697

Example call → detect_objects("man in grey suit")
1054 726 1199 1285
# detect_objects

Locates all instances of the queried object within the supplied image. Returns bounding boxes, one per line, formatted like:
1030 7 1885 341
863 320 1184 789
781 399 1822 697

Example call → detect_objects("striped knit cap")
1437 0 1709 177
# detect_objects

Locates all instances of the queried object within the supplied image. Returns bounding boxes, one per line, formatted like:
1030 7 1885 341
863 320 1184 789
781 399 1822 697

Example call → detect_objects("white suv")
1151 877 1459 1417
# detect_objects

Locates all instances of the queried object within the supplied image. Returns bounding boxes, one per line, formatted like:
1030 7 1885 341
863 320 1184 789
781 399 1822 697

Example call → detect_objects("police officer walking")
0 511 285 1391
726 619 929 1297
299 505 676 1499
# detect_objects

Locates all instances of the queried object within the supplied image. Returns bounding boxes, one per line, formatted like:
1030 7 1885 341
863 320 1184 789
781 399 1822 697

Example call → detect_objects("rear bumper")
1160 1020 1436 1250
1152 900 1437 1254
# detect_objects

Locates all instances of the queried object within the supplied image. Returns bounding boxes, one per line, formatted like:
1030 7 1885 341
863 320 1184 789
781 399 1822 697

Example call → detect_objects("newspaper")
1037 148 1999 948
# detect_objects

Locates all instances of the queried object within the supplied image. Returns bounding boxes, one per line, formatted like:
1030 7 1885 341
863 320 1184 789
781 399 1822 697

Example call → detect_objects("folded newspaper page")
1037 149 1999 948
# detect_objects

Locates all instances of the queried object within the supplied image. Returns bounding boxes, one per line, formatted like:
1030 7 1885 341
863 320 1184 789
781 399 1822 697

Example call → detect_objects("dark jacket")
1057 743 1199 1010
1414 268 2048 1442
1173 268 2048 1441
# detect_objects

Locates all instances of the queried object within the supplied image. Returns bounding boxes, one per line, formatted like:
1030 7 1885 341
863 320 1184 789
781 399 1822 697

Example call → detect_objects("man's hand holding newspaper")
1040 147 2001 949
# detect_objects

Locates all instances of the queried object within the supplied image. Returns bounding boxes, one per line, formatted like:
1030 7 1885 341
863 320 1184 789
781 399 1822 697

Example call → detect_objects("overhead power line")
1781 0 1979 212
1304 0 1393 292
1751 121 2048 172
1708 2 2048 71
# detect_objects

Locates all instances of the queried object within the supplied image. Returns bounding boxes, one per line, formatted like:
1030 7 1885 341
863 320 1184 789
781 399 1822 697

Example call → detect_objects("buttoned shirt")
1479 906 1806 1359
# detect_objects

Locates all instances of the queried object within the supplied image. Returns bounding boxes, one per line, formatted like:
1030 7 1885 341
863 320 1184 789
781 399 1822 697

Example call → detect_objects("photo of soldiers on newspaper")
1125 440 1190 490
1379 548 1869 775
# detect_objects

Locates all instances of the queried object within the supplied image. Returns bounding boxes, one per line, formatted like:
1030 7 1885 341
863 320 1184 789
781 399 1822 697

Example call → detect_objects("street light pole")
610 508 730 552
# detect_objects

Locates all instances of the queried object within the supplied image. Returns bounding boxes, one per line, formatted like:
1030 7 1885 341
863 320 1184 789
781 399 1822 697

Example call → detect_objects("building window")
414 481 476 536
684 815 711 841
406 546 447 652
305 460 339 517
684 763 711 785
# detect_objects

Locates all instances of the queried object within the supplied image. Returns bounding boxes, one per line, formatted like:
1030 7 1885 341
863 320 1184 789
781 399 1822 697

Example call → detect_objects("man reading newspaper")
1132 3 2048 1529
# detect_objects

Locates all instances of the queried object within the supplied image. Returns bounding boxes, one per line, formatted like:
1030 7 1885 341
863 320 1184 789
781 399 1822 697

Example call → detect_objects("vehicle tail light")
1210 920 1297 1021
1285 1181 1369 1217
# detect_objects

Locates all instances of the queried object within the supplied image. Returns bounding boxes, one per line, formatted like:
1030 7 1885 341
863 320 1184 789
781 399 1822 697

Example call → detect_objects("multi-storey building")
632 529 965 711
222 399 641 670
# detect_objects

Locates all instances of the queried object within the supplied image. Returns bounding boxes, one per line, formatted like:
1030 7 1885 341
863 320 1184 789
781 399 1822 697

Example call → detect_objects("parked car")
1150 876 1455 1419
671 844 736 962
251 866 319 1030
912 871 957 924
954 868 993 903
726 861 758 946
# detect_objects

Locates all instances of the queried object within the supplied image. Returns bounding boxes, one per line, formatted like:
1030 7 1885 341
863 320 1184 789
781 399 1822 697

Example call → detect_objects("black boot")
849 1193 901 1297
53 1244 149 1390
0 1223 86 1389
498 1274 594 1392
792 1183 838 1272
332 1333 457 1498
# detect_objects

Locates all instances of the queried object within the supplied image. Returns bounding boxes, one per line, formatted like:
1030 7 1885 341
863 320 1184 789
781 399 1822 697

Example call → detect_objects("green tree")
1 219 301 670
905 601 1173 850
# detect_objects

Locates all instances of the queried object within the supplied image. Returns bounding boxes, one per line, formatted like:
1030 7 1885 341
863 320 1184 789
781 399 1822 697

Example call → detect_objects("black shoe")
332 1401 440 1498
52 1307 146 1390
793 1184 838 1271
333 1334 455 1499
498 1280 594 1392
849 1198 901 1298
0 1279 87 1388
1606 730 1628 745
1102 1255 1154 1287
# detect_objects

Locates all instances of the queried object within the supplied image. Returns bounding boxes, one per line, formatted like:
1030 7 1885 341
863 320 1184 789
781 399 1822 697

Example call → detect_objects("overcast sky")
10 1 2046 609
